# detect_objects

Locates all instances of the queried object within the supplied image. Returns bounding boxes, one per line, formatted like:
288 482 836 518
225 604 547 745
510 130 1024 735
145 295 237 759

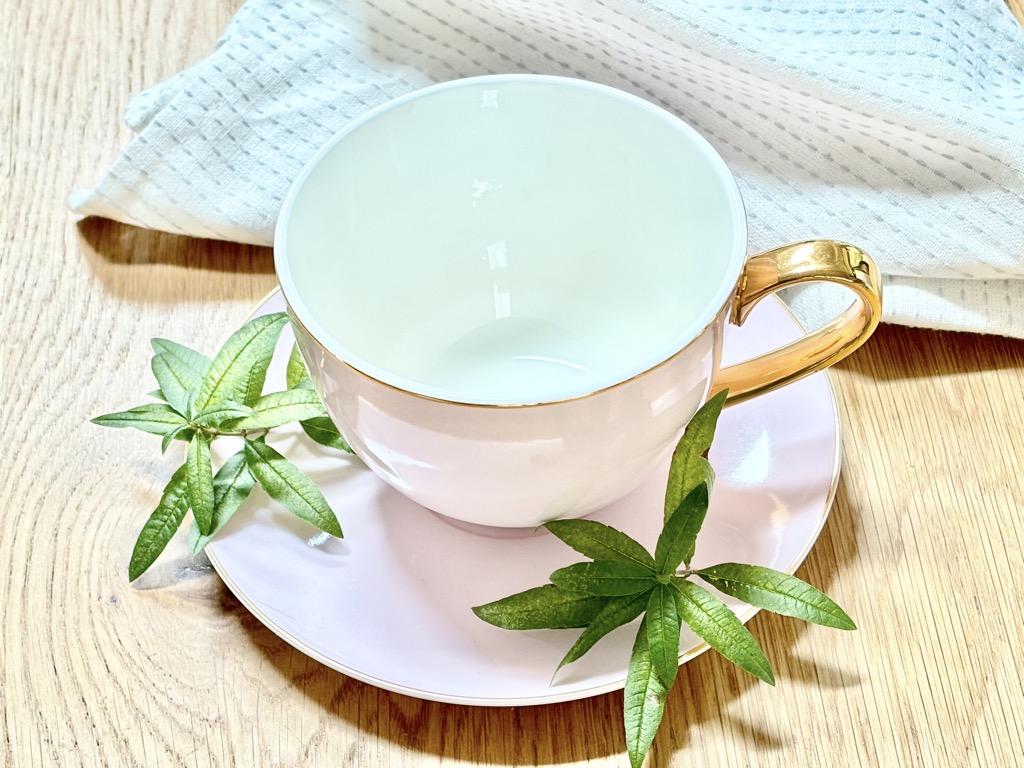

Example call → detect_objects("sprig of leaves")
93 313 352 581
473 390 855 768
96 319 853 766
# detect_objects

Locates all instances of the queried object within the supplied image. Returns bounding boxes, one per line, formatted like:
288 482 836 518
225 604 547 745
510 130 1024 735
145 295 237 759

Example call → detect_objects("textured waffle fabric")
70 0 1024 337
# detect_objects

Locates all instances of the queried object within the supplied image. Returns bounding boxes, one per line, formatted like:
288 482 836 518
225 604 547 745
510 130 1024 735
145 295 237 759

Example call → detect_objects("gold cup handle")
711 240 882 405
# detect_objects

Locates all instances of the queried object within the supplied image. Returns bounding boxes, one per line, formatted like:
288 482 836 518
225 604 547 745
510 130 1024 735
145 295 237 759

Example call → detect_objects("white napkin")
70 0 1024 337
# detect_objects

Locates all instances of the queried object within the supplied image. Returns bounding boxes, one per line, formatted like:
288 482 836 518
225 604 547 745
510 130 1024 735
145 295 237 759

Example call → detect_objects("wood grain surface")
3 1 1024 766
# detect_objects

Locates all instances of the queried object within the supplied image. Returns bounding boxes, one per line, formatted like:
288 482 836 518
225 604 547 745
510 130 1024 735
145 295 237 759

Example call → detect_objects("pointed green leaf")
543 519 655 569
300 416 352 453
152 338 211 386
152 338 211 375
92 403 187 436
196 313 288 410
696 563 856 630
161 424 194 454
192 401 256 428
187 521 205 558
128 464 191 581
210 447 256 520
286 343 313 389
558 589 651 669
664 389 727 520
550 560 656 596
188 449 256 555
472 585 610 630
151 353 198 416
647 584 682 688
671 578 774 684
243 438 342 537
655 483 710 574
148 389 167 401
186 432 215 535
239 359 269 408
226 389 327 431
624 616 669 768
183 391 197 421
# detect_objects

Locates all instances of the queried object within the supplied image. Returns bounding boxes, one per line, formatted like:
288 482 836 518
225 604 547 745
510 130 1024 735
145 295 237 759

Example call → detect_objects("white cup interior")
276 75 746 406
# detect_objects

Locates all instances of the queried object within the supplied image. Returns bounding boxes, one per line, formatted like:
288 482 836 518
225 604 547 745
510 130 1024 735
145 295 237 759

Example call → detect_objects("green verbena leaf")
696 563 856 630
186 522 205 557
186 432 215 535
161 424 194 454
646 584 682 688
226 389 327 431
128 464 191 581
624 615 669 768
188 449 256 555
150 338 211 409
182 391 197 421
239 360 269 409
655 483 710 574
671 578 774 685
243 438 342 537
550 560 656 597
152 338 212 379
557 589 651 670
196 313 288 410
664 389 727 521
192 401 256 428
543 519 655 569
286 343 313 389
472 585 610 630
300 416 352 452
151 353 197 416
91 403 187 436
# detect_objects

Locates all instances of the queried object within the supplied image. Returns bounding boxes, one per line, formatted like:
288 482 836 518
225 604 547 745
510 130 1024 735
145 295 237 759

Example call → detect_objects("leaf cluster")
472 391 855 768
94 322 854 768
93 313 352 581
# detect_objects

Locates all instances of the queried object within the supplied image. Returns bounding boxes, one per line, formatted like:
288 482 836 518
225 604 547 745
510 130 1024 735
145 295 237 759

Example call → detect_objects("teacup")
275 74 881 528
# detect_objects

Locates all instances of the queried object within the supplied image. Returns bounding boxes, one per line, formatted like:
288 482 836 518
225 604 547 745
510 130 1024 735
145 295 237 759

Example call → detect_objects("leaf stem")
191 424 269 440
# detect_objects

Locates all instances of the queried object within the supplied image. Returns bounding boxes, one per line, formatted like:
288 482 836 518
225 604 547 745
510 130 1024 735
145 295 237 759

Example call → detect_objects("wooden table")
4 1 1023 765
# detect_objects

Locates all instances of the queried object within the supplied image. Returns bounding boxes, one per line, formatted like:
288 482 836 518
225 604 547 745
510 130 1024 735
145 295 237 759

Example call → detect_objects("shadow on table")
839 322 1024 382
77 216 275 299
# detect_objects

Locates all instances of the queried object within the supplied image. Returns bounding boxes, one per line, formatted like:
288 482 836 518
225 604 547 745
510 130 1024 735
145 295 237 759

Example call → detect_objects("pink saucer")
206 291 841 706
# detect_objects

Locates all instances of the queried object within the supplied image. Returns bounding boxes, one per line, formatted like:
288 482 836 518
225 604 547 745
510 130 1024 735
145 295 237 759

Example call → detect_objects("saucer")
205 291 841 706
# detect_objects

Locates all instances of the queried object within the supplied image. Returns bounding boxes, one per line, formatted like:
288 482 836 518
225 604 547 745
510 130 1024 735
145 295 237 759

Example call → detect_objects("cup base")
427 511 547 539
